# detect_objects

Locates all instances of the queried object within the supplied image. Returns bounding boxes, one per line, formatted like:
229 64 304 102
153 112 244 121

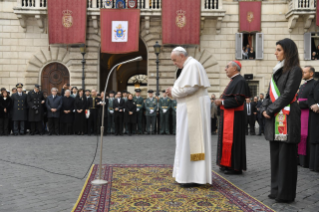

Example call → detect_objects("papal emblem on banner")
176 10 186 29
112 21 128 42
62 10 73 28
116 0 126 8
104 0 113 8
247 12 254 23
128 0 137 8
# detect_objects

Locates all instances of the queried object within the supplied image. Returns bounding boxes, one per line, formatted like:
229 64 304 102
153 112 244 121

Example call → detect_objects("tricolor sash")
269 76 295 141
220 104 244 167
298 98 309 155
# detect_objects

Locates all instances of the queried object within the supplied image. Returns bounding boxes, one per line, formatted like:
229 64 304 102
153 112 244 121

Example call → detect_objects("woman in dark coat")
98 91 108 135
61 90 75 135
74 89 87 135
260 38 302 203
0 90 11 135
124 94 136 136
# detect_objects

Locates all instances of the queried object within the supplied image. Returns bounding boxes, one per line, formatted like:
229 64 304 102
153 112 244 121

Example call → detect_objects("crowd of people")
0 83 178 136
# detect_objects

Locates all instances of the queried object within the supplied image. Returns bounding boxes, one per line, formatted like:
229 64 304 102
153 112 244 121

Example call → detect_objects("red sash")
220 104 244 167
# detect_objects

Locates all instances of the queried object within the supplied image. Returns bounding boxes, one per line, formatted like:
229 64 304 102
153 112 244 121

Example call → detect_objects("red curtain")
239 1 261 33
162 0 201 45
48 0 87 44
100 9 140 54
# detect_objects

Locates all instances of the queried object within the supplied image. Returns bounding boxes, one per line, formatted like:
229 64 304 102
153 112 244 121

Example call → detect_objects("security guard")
159 90 171 134
107 91 115 134
11 83 28 135
133 89 144 134
171 99 177 135
27 84 45 135
144 90 157 134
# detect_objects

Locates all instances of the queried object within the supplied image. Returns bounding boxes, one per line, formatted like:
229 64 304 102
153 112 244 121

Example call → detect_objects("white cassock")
172 56 212 184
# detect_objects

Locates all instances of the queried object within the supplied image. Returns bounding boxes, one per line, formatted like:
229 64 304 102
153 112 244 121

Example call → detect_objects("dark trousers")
259 115 265 134
13 121 24 134
246 115 255 134
48 117 59 134
309 143 319 172
62 122 73 135
114 115 123 135
146 116 156 134
0 118 9 135
270 141 297 201
211 118 217 133
30 121 43 134
126 123 135 135
88 109 98 135
135 111 143 134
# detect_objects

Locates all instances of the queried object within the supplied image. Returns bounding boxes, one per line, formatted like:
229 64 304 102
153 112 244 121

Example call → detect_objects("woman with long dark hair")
0 90 11 135
124 94 136 136
260 38 302 203
74 89 87 135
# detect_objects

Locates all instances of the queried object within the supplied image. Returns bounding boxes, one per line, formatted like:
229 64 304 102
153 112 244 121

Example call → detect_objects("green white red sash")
269 76 289 141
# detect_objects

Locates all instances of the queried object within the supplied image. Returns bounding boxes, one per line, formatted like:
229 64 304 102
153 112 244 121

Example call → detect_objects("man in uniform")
171 99 177 135
87 89 101 135
11 83 28 135
27 84 45 135
145 90 157 135
133 89 144 134
107 91 115 134
159 90 171 134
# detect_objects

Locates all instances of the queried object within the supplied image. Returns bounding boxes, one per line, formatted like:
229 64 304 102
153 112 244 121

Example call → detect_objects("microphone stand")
91 56 143 185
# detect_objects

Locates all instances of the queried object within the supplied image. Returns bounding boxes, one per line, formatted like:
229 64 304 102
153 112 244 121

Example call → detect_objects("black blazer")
260 66 302 143
113 98 125 117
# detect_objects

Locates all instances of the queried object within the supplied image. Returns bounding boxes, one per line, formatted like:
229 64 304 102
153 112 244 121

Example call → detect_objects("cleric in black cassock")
308 79 319 172
297 66 316 168
215 61 250 175
61 90 75 135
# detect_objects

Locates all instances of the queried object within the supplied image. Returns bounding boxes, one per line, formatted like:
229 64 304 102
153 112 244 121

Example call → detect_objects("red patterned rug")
72 164 274 212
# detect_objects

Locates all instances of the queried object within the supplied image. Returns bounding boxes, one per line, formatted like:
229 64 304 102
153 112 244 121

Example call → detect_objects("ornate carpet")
72 164 274 212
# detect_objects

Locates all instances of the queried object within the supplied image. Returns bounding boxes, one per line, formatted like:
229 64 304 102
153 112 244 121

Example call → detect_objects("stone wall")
1 0 319 96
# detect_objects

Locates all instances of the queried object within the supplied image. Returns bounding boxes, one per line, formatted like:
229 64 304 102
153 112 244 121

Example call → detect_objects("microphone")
91 56 143 185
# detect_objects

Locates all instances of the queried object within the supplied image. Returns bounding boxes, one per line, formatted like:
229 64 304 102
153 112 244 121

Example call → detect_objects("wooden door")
41 63 69 96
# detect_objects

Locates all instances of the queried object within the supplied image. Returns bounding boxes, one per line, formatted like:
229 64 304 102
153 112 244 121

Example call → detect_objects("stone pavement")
0 134 318 212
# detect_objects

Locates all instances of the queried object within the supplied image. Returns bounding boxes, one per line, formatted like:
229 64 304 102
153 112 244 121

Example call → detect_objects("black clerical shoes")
275 198 294 203
224 170 242 175
179 183 202 188
268 194 276 199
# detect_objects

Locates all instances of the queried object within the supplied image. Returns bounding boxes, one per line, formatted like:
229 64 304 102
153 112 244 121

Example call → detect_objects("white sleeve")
171 86 199 99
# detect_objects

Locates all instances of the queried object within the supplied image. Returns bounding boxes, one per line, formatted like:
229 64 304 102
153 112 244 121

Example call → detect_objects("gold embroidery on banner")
176 10 186 29
62 10 73 29
247 11 254 23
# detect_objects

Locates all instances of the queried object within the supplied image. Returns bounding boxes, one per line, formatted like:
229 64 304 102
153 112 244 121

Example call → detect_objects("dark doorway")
41 63 69 96
100 38 147 93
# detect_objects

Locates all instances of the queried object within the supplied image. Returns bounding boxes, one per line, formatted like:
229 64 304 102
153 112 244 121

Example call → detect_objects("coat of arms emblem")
104 0 113 8
247 11 254 23
62 10 73 28
116 0 126 8
176 10 186 29
128 0 137 8
112 21 128 42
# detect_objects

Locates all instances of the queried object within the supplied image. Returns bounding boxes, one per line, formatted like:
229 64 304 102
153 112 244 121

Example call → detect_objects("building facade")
0 0 318 97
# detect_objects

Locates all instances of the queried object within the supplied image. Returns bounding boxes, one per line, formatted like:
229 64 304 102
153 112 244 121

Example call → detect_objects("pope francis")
166 47 212 187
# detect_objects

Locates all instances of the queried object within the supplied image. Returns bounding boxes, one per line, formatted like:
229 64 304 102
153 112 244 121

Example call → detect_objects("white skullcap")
172 46 187 53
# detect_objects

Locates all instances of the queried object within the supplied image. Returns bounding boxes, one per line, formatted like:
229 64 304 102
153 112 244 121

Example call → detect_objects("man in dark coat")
11 83 28 135
97 91 108 135
256 93 265 136
27 84 45 135
113 91 125 135
297 66 316 168
308 72 319 172
0 89 11 135
124 94 136 135
215 61 250 175
87 89 101 135
61 90 75 135
46 87 62 135
245 98 256 135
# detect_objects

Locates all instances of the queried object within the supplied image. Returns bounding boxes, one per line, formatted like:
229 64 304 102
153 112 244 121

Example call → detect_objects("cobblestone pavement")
0 134 318 212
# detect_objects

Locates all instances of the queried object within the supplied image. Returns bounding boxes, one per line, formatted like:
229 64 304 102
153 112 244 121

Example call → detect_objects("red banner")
48 0 87 45
239 1 261 32
100 9 140 54
162 0 200 45
317 0 319 26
